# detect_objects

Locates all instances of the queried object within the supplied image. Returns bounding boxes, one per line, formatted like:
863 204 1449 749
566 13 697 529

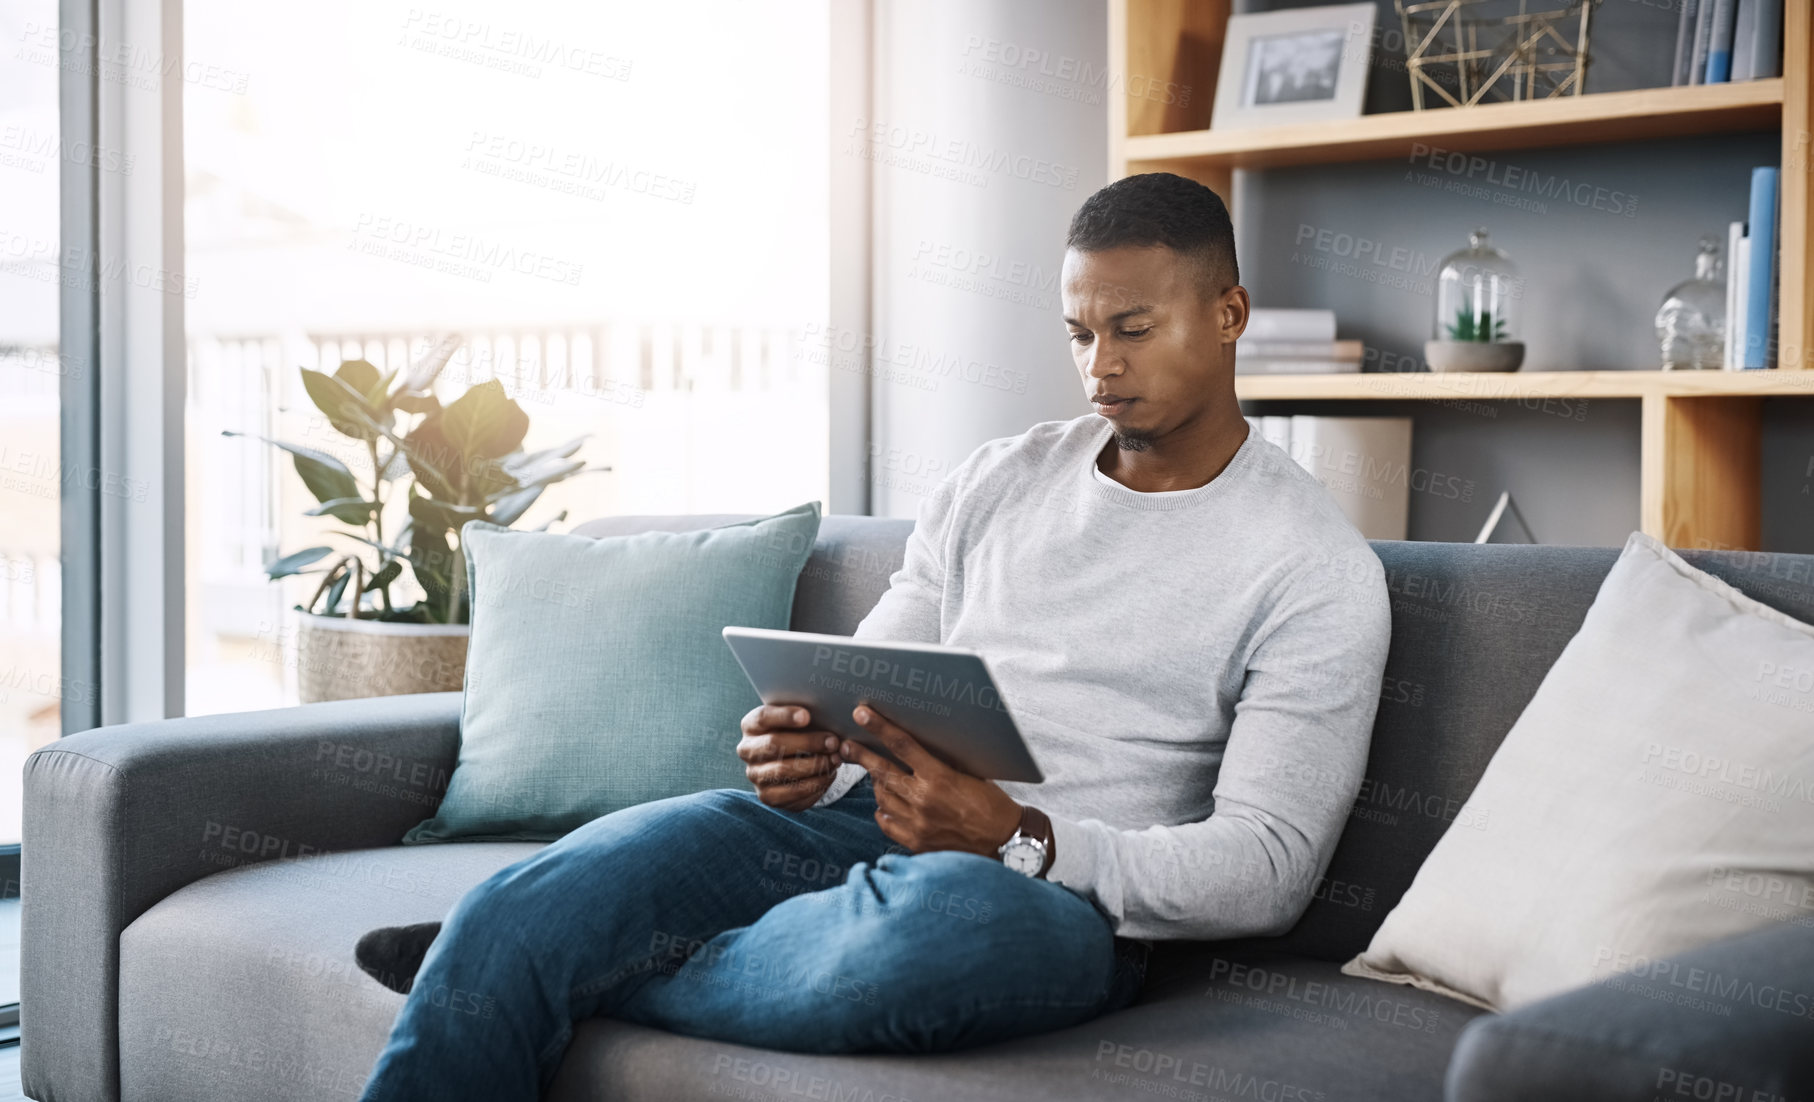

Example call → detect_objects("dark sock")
355 921 443 994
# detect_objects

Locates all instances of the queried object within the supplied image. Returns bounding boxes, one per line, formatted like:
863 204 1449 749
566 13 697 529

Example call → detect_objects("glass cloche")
1426 228 1524 372
1654 236 1725 371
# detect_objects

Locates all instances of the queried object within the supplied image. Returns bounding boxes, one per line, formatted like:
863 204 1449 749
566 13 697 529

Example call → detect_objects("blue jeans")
359 777 1148 1101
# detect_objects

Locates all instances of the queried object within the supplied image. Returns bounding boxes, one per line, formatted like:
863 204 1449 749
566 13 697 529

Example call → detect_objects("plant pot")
1424 340 1525 373
296 614 470 703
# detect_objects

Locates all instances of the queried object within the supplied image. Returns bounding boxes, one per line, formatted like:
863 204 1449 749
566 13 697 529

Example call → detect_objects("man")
357 172 1390 1101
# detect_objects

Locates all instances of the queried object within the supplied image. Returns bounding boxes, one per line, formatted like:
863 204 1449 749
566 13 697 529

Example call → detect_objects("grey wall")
866 0 1107 518
869 0 1814 551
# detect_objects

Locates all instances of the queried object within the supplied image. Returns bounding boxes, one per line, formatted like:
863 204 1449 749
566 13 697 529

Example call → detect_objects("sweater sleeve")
810 466 963 808
1042 544 1392 941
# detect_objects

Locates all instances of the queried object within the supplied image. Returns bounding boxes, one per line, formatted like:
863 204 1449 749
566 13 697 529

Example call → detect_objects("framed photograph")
1211 3 1376 130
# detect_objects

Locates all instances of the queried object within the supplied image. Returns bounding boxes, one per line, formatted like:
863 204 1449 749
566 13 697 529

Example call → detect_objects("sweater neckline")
1078 416 1256 512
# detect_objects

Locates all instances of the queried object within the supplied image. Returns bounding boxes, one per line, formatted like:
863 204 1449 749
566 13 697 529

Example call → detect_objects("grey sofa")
22 514 1814 1102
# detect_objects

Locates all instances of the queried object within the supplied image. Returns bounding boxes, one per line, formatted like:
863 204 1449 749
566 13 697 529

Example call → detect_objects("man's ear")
1218 285 1251 344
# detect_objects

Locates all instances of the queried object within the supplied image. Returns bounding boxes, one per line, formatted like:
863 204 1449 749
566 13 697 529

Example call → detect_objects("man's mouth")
1092 395 1135 416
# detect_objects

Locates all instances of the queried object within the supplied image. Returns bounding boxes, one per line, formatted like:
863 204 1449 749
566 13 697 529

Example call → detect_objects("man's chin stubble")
1112 429 1155 452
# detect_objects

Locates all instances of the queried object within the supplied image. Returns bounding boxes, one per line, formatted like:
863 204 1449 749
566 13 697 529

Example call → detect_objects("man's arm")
808 468 963 808
1042 545 1392 941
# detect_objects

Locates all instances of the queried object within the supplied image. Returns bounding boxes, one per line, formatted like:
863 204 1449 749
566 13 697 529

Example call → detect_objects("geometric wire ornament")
1397 0 1600 109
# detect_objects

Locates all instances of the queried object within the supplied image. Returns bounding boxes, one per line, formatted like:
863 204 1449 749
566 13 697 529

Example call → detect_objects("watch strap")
1018 804 1055 878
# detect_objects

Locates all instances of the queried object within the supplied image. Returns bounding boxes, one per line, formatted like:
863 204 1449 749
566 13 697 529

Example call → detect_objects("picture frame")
1210 3 1377 131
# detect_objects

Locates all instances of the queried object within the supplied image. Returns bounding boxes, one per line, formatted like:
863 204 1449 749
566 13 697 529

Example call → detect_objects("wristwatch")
997 805 1055 878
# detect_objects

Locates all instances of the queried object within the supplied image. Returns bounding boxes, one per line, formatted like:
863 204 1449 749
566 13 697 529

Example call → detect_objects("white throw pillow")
1342 531 1814 1012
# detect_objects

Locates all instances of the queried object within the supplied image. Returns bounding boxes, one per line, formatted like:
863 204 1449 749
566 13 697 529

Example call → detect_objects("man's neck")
1096 407 1250 494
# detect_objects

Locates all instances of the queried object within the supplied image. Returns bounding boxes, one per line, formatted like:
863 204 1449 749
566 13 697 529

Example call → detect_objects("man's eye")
1121 327 1152 339
1069 332 1093 344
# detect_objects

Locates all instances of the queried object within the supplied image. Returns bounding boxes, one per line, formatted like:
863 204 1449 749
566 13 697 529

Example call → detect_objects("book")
1235 359 1362 375
1742 166 1778 369
1704 0 1739 82
1237 340 1365 360
1731 0 1783 80
1287 416 1412 540
1245 309 1336 343
1689 0 1717 84
1673 0 1702 85
1724 220 1746 370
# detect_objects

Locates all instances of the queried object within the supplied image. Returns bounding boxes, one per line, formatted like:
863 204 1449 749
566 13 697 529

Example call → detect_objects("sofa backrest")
571 514 1814 958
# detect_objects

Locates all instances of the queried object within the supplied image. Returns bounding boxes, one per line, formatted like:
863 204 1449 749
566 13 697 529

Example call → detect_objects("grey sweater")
815 414 1392 943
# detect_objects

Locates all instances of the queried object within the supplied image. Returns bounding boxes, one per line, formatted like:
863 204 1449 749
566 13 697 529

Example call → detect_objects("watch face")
1002 837 1045 875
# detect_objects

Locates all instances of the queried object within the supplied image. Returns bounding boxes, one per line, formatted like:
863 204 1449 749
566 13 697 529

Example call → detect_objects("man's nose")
1084 344 1122 378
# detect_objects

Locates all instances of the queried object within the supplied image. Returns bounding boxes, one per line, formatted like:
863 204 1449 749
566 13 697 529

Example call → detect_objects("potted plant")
229 336 596 702
1424 228 1525 373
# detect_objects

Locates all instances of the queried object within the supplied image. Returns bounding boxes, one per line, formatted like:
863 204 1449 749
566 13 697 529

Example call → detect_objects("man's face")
1060 244 1246 449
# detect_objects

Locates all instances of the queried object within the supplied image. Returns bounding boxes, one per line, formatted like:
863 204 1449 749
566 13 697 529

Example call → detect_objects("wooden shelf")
1125 80 1785 172
1235 369 1814 402
1113 1 1814 549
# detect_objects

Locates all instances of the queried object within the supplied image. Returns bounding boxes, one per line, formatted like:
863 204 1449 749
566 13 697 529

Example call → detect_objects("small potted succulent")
229 336 598 702
1424 228 1525 373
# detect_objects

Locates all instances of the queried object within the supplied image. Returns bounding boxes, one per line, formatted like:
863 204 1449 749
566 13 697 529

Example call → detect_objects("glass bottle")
1654 237 1726 371
1434 228 1521 345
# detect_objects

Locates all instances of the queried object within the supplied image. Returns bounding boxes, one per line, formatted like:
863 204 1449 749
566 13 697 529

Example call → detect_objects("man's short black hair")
1065 172 1238 295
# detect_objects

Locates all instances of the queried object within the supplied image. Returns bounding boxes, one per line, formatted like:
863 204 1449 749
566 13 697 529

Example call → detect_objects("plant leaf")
486 484 545 528
304 496 378 525
529 510 568 533
363 559 402 593
323 569 351 616
403 334 464 393
266 545 334 579
224 431 362 507
440 379 529 461
301 367 379 441
392 392 441 416
402 413 461 500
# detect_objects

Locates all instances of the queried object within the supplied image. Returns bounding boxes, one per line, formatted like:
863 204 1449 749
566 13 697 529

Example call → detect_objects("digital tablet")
721 627 1043 783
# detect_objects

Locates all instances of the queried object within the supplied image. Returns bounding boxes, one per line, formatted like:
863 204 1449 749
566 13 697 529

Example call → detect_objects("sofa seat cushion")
547 944 1486 1102
118 841 541 1102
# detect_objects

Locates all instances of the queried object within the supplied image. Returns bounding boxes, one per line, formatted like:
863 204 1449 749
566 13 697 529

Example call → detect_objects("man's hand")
738 705 844 812
837 703 1023 857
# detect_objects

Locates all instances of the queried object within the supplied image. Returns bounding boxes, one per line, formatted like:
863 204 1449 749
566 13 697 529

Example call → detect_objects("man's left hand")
838 704 1024 858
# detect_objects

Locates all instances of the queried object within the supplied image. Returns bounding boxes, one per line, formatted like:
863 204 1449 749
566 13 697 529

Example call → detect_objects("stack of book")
1243 414 1413 540
1673 0 1782 85
1236 309 1363 374
1724 165 1779 370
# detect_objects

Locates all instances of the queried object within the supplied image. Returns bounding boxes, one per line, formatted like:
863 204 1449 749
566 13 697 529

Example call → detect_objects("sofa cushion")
118 841 541 1102
572 513 914 637
403 502 822 842
1343 531 1814 1012
545 944 1480 1102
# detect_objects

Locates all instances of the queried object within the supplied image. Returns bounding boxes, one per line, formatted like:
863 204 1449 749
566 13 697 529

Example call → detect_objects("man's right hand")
738 705 845 811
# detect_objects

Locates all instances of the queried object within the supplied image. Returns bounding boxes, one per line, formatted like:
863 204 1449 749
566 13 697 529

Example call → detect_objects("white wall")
865 0 1107 517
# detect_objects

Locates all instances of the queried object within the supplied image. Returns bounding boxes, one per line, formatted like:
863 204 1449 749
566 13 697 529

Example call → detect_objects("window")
182 0 832 713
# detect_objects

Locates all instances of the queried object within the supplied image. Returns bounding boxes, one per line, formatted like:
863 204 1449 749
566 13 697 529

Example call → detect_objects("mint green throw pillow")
402 502 822 843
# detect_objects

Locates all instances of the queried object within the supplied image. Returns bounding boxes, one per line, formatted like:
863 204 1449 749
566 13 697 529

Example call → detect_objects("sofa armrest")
21 692 462 1102
1446 921 1814 1102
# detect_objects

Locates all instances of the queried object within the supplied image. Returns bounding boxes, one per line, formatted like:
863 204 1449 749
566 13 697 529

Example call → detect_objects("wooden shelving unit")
1110 0 1814 550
